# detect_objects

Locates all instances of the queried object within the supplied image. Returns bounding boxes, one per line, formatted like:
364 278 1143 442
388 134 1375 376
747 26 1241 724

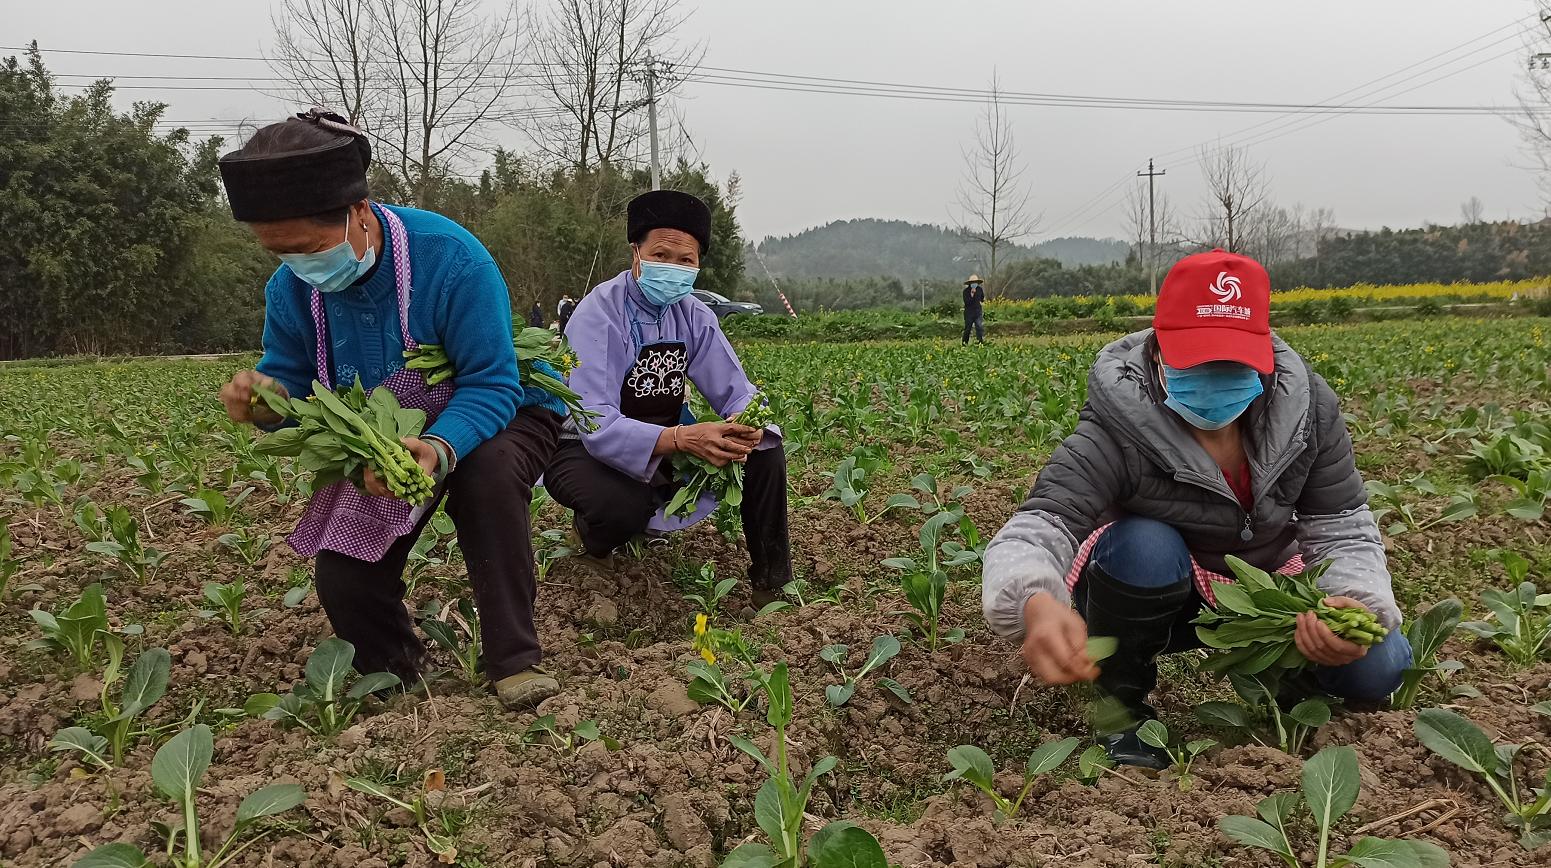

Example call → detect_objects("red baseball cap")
1153 249 1273 374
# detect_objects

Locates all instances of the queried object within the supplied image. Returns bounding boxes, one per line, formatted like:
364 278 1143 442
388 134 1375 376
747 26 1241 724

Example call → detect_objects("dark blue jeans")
962 312 984 344
1074 517 1411 714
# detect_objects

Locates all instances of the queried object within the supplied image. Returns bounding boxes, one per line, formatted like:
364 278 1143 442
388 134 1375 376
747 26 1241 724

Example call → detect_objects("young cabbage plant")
1365 477 1478 536
71 725 305 868
780 578 844 608
1076 744 1115 786
819 454 878 524
1393 598 1464 709
685 659 761 713
683 562 739 617
1219 745 1448 868
245 638 400 738
723 664 892 868
819 635 907 707
523 715 621 757
534 528 573 580
345 769 461 862
687 620 774 713
1459 553 1551 668
878 472 976 521
884 510 972 651
1194 674 1334 755
1414 707 1551 849
74 500 107 542
26 582 109 670
216 528 273 567
198 579 246 635
50 637 171 768
84 506 166 583
1135 720 1215 791
942 737 1081 820
1495 467 1551 522
0 524 38 600
420 598 483 686
180 486 252 526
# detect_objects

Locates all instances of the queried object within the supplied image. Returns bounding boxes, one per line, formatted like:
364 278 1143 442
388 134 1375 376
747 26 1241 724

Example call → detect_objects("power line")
1051 18 1531 233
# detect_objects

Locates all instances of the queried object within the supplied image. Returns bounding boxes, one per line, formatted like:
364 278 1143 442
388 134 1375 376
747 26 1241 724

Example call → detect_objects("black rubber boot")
1078 563 1193 768
1100 727 1170 771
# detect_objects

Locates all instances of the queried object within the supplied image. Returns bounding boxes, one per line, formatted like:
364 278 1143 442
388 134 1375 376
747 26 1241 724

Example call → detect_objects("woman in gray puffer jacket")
982 249 1410 769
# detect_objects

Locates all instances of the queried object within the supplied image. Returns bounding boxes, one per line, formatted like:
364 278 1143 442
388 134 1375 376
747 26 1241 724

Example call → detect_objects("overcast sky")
10 0 1548 242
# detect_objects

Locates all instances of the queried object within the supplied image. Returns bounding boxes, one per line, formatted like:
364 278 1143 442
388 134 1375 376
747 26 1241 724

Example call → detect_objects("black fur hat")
627 189 712 253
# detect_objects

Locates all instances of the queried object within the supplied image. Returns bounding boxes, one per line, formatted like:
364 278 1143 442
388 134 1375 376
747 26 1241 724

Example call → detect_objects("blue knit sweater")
256 204 563 459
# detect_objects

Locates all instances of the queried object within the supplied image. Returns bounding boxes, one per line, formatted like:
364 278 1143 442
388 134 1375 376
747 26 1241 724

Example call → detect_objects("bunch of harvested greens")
403 328 597 431
663 394 776 520
1192 556 1388 677
252 379 435 505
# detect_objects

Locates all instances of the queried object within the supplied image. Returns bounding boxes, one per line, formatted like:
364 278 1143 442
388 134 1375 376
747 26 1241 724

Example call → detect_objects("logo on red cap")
1210 272 1242 303
1196 270 1253 321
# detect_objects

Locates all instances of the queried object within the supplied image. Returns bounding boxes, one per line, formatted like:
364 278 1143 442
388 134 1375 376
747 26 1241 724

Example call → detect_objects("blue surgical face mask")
636 260 699 306
279 216 375 294
1161 361 1264 430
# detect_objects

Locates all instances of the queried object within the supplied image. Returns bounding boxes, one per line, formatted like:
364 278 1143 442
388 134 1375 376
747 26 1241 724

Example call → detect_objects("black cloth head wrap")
627 189 713 254
218 109 373 222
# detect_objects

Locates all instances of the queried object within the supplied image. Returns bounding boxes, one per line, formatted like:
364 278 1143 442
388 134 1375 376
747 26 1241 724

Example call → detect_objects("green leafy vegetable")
253 379 434 505
1192 557 1388 678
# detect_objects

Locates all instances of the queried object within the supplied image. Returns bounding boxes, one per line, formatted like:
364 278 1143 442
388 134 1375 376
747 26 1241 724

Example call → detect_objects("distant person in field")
962 274 986 344
558 294 577 336
528 301 546 329
545 190 792 607
982 249 1409 769
215 109 566 711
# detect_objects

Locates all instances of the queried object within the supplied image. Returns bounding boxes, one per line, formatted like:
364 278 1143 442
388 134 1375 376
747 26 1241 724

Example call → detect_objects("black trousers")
313 408 562 684
962 312 984 344
545 439 793 590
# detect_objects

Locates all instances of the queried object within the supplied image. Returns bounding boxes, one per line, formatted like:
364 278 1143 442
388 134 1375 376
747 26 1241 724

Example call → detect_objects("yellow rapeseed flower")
699 647 717 665
694 612 708 635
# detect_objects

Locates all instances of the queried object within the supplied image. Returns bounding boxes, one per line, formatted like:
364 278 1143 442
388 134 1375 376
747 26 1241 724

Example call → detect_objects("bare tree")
1196 144 1270 253
523 0 700 176
1516 2 1551 206
1460 195 1486 224
1125 180 1182 278
1306 206 1336 282
271 0 378 124
955 73 1037 297
268 0 526 208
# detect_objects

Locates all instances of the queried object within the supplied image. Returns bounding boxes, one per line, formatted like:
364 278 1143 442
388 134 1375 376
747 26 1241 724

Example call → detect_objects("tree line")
0 46 743 360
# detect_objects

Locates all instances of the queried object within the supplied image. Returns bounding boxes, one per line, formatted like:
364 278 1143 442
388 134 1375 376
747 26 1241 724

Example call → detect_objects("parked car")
693 290 763 319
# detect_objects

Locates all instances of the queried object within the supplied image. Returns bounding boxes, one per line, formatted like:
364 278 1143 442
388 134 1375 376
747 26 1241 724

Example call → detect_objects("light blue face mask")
1161 361 1264 430
637 260 699 306
279 217 375 294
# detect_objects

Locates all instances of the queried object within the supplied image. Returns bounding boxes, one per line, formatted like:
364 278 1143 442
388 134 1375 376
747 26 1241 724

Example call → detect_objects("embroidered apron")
287 206 456 562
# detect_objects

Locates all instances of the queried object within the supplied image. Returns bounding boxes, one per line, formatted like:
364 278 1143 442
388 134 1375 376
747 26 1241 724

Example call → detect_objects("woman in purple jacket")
545 191 791 605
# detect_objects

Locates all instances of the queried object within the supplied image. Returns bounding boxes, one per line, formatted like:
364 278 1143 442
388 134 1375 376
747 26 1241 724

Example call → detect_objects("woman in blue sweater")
216 110 564 710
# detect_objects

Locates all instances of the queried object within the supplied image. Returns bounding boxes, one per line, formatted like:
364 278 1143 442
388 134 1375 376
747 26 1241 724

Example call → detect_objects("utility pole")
1137 158 1166 295
646 55 661 191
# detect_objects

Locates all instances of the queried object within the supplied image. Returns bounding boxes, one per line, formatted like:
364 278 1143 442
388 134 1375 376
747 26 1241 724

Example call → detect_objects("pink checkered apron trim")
286 206 456 563
1063 521 1305 608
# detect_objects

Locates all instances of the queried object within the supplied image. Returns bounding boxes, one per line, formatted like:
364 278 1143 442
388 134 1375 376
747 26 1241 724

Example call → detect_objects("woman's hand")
1019 593 1101 685
219 371 286 426
676 421 759 467
1295 596 1370 667
363 437 438 500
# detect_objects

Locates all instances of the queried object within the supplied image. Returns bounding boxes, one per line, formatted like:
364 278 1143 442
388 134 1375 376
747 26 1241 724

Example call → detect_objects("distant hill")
749 219 1129 281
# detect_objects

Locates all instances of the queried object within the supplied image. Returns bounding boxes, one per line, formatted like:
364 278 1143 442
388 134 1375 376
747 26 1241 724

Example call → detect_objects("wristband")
671 425 683 452
424 436 453 481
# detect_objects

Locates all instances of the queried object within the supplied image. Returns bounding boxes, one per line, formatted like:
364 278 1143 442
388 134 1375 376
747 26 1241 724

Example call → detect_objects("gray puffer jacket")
981 329 1399 640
